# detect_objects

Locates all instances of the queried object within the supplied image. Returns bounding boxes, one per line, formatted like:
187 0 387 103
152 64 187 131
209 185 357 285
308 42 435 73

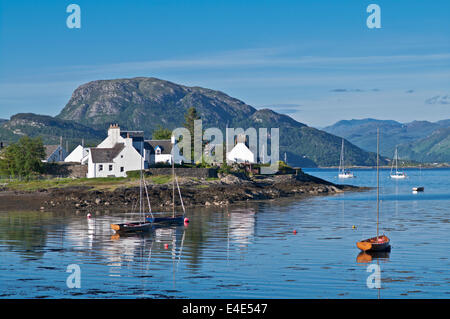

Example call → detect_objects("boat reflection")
356 250 391 263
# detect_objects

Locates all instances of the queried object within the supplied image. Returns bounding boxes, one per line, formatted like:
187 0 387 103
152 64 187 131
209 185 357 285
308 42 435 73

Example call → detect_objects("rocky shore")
0 171 363 212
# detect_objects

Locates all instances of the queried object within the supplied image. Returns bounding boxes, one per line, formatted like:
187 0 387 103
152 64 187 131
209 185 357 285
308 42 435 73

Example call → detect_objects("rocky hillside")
0 113 104 148
323 118 450 162
55 77 380 167
397 127 450 163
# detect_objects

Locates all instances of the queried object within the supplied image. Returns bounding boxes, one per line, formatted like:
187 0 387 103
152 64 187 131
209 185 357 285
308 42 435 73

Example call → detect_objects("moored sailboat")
357 128 391 253
111 141 153 233
390 147 406 179
338 138 355 179
146 135 186 224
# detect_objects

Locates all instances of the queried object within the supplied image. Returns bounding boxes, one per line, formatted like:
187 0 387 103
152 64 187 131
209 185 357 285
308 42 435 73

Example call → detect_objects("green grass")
4 176 134 192
148 175 172 185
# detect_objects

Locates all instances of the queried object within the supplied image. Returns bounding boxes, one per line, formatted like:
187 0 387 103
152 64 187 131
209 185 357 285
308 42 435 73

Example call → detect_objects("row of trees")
0 136 46 178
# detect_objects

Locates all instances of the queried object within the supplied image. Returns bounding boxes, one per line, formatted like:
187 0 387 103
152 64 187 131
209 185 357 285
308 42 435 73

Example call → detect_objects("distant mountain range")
2 77 384 167
323 118 450 162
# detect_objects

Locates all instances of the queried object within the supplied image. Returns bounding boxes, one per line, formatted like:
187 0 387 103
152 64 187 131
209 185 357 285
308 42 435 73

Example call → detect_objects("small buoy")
293 230 297 235
352 225 356 229
184 217 189 223
87 213 92 219
164 244 169 249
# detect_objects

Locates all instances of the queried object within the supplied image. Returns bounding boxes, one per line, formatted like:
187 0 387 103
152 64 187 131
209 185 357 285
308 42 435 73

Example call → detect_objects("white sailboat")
338 139 355 178
390 147 406 179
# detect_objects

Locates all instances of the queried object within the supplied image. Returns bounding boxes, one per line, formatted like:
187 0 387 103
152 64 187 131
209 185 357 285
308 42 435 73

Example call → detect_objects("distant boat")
146 135 186 225
390 147 406 179
338 139 355 179
357 128 391 253
412 186 424 192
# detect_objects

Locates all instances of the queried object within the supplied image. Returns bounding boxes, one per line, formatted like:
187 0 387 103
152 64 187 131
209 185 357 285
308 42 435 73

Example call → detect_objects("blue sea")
0 168 449 298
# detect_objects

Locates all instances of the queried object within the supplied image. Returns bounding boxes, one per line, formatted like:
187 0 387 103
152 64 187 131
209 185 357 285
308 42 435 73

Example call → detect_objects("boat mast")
339 139 344 174
140 140 144 222
395 147 398 174
172 135 175 218
377 128 380 237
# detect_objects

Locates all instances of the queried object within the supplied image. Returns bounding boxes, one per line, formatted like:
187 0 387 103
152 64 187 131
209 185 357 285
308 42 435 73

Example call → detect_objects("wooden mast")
172 135 175 218
140 140 143 222
377 127 380 237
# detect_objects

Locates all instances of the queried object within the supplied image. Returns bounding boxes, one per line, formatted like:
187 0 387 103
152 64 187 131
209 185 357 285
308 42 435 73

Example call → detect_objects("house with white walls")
65 145 90 163
145 139 185 165
226 142 255 164
226 134 256 164
86 124 146 178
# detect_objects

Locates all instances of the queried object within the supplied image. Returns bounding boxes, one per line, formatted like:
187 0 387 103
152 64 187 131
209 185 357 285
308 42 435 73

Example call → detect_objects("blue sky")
0 0 449 127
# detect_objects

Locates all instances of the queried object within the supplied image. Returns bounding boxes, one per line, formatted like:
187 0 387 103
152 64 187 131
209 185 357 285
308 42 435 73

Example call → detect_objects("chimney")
108 123 121 145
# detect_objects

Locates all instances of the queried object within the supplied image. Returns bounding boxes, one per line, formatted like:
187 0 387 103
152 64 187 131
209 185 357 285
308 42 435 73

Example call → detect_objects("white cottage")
86 124 146 178
145 139 185 165
65 145 89 163
226 142 256 164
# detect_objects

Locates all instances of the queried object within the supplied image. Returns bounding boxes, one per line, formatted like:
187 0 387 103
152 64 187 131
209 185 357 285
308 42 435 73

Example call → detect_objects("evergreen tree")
0 136 45 178
183 107 201 161
152 125 172 140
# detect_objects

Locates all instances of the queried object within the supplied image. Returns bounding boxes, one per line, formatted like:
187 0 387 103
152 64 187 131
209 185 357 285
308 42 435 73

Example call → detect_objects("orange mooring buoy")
293 230 297 235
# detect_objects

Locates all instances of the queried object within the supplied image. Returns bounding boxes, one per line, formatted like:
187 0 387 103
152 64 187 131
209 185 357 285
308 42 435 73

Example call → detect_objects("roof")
145 140 173 155
120 131 144 141
44 145 61 159
90 143 125 163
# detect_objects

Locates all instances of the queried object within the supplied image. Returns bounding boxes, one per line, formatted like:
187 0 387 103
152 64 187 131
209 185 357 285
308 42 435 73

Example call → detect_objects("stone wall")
44 163 88 178
146 167 218 179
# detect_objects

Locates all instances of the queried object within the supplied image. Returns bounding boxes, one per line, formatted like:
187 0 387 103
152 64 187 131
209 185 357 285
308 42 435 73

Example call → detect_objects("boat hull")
390 174 406 179
412 187 424 192
357 235 391 252
146 215 185 224
338 173 355 179
111 222 153 233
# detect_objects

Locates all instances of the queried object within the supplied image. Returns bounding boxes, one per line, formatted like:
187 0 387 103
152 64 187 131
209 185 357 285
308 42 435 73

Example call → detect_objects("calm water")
0 168 449 298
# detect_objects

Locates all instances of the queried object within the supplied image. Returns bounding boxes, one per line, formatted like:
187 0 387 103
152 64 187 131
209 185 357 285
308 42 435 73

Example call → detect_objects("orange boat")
357 234 390 252
356 128 391 253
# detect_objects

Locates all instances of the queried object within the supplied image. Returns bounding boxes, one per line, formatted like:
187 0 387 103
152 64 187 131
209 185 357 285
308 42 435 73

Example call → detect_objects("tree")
183 107 201 141
152 125 172 140
183 107 201 161
0 136 45 178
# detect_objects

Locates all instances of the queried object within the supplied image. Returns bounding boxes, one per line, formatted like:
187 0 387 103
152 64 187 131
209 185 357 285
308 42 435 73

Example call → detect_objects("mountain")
54 77 381 167
0 77 382 167
397 127 450 163
57 77 255 132
323 118 450 162
0 113 104 149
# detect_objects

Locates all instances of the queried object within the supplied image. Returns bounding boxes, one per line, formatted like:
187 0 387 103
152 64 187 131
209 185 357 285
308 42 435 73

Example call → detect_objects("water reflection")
356 251 391 264
228 208 256 248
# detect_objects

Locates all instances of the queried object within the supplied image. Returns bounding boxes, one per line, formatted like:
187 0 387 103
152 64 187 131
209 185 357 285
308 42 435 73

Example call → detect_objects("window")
99 165 103 171
109 165 113 171
120 167 124 173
